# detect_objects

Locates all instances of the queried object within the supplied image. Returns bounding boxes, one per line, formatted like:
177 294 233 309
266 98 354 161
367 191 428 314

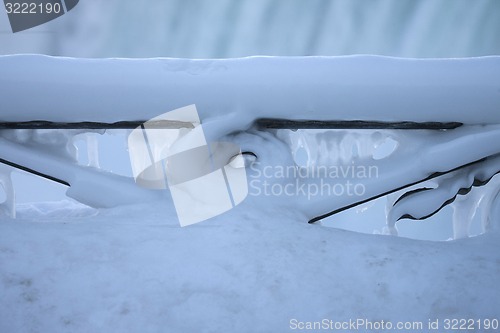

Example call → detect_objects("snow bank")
0 202 499 332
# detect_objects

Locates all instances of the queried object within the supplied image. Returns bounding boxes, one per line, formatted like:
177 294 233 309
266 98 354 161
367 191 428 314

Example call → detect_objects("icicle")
388 154 500 237
86 134 100 168
281 129 399 170
315 132 330 165
452 175 500 237
339 133 356 163
451 193 479 239
0 166 15 218
67 134 79 162
321 131 340 165
486 191 500 233
385 191 404 236
302 131 318 168
478 175 500 233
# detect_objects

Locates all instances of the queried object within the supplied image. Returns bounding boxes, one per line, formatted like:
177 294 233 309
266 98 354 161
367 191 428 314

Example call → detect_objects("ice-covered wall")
1 0 499 58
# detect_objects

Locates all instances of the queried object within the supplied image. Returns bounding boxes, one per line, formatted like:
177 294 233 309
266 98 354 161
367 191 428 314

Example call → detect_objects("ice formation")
82 133 101 169
0 55 499 238
271 126 500 238
0 164 15 218
451 175 500 237
0 129 163 209
387 155 500 236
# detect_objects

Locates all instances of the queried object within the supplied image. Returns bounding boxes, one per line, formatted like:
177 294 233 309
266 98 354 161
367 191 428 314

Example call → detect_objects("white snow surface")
1 55 500 126
1 201 500 333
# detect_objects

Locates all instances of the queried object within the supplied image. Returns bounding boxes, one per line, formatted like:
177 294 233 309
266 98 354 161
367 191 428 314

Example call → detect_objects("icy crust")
0 55 499 236
1 55 500 129
0 164 15 218
230 125 500 232
1 124 499 238
0 130 165 208
451 175 500 239
0 203 499 333
281 127 500 238
387 155 500 235
14 200 97 219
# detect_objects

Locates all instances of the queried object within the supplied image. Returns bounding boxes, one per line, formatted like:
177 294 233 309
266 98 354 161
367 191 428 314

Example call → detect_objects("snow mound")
1 202 499 332
14 200 98 220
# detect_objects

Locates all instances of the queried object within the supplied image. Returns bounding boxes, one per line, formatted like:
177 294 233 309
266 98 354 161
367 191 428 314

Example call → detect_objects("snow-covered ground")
1 201 500 333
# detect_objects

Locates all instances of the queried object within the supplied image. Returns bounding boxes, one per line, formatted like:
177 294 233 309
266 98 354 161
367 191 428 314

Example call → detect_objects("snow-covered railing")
1 55 499 125
0 55 499 236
